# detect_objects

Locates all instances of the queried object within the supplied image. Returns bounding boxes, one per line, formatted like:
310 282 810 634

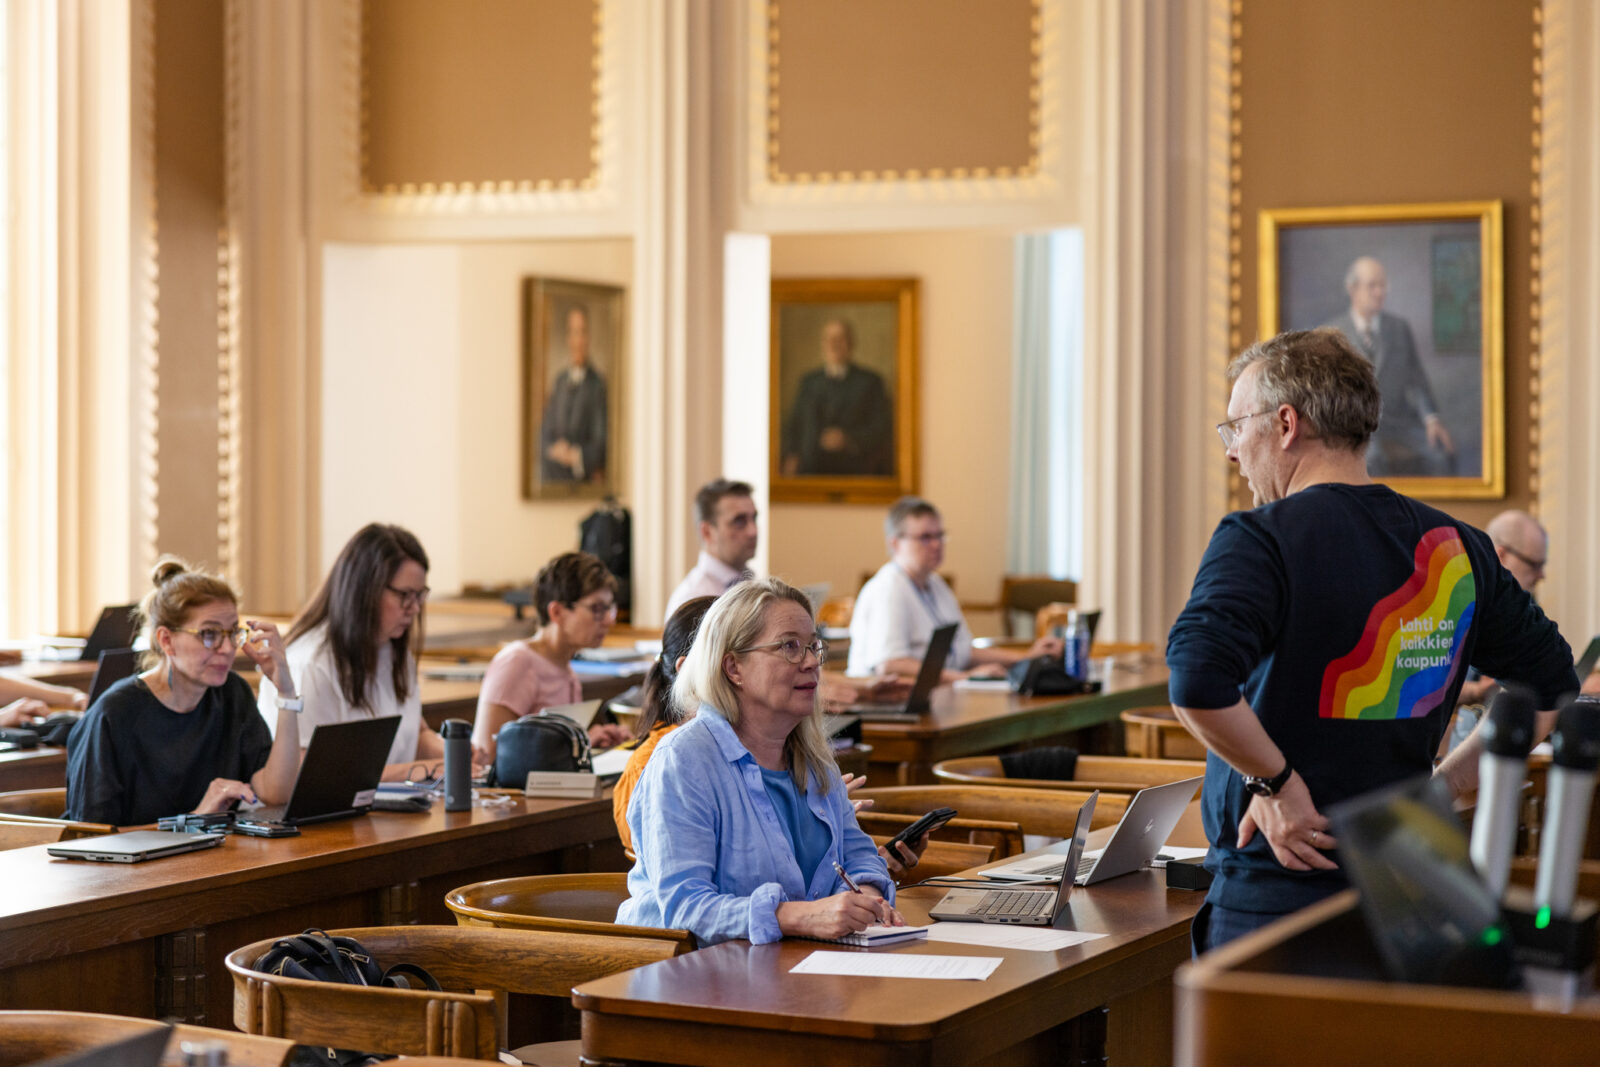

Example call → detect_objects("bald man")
1445 509 1555 748
1325 256 1455 477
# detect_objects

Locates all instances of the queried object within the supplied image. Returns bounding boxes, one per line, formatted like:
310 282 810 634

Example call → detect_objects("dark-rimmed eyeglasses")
570 598 619 619
386 585 430 609
736 637 828 665
175 625 250 651
1216 410 1272 450
1499 543 1548 573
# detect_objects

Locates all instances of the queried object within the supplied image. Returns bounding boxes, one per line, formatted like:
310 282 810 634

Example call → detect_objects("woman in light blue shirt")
618 577 900 945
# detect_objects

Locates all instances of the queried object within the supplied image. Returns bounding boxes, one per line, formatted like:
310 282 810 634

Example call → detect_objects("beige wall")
320 237 632 598
767 230 1016 624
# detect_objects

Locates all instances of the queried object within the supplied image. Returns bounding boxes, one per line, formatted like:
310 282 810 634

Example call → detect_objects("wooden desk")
0 795 620 1028
859 664 1171 784
575 869 1201 1066
0 745 67 792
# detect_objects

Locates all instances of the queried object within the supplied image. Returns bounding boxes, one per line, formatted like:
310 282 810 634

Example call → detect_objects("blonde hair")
137 555 237 670
670 577 835 794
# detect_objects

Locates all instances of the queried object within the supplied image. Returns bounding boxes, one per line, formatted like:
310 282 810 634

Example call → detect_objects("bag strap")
379 962 443 991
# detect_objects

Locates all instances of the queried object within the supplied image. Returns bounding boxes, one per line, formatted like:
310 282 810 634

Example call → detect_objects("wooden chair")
0 821 75 851
0 787 67 818
1122 706 1208 759
445 872 693 950
933 754 1209 794
816 594 855 629
852 784 1126 839
999 576 1079 638
0 811 116 846
870 835 993 880
0 1010 295 1067
856 810 1025 861
228 924 681 1063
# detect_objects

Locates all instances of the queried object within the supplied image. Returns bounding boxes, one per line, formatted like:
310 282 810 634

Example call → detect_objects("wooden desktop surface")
575 866 1201 1066
853 662 1171 784
0 794 619 1028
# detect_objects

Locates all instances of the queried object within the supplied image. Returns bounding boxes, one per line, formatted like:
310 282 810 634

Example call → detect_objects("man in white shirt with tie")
664 479 759 621
1324 255 1454 477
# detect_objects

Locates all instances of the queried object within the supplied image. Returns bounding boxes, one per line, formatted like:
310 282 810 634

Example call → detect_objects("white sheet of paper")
1151 845 1209 867
789 951 1001 980
952 677 1013 691
923 923 1107 952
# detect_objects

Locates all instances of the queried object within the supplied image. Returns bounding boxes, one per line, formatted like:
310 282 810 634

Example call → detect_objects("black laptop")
844 623 959 718
236 716 401 827
87 647 139 705
1573 634 1600 684
79 604 139 661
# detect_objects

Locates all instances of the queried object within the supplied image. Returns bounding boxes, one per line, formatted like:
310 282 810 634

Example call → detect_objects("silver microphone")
1534 696 1600 919
1469 685 1536 899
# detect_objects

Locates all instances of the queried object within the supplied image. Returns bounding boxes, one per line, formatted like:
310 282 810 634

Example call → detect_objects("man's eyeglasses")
571 599 619 619
1216 410 1272 450
737 637 828 665
1500 544 1548 573
901 531 948 545
387 585 430 610
175 625 251 651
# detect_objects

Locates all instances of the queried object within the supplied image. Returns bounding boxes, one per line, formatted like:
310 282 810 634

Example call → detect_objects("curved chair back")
856 811 1025 861
0 1010 294 1067
228 924 681 1061
933 755 1209 794
445 872 693 950
1121 706 1208 760
0 788 68 819
853 784 1125 838
871 836 994 880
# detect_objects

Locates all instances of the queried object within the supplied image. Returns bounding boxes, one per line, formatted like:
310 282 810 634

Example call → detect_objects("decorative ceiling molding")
336 0 622 221
743 0 1067 208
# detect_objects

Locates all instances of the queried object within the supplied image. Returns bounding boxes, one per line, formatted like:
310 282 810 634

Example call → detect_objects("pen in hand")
833 862 901 926
832 861 863 894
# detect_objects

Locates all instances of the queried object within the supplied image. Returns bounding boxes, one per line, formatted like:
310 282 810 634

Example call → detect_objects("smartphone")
886 806 957 854
232 819 300 838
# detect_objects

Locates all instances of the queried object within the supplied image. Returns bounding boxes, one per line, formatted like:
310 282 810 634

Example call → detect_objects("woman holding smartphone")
258 523 485 781
65 557 301 825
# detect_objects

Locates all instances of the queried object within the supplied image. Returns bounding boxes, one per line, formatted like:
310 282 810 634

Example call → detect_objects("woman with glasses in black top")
65 556 302 826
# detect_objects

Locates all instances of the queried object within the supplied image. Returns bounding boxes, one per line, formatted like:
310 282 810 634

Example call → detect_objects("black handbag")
487 712 592 787
1007 656 1100 697
253 929 442 1067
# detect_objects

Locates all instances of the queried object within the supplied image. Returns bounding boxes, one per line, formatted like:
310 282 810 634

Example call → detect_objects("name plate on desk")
524 771 603 799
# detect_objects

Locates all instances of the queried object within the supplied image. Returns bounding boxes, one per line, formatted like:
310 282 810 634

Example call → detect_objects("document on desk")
789 951 1002 981
923 923 1107 952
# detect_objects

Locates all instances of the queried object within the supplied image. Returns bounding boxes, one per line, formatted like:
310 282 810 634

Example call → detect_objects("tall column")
1077 0 1232 646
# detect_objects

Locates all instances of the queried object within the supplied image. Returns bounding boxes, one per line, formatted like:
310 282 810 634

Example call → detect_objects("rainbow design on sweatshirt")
1319 526 1475 720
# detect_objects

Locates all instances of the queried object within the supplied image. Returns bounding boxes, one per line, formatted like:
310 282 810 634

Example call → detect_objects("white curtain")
1008 230 1084 580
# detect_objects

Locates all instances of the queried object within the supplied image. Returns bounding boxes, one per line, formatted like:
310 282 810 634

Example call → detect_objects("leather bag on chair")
488 712 593 787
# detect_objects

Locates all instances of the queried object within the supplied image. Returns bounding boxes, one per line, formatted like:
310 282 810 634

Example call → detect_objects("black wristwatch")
1243 761 1293 797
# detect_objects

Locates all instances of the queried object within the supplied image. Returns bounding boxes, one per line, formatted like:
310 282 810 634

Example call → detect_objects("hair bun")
150 555 190 587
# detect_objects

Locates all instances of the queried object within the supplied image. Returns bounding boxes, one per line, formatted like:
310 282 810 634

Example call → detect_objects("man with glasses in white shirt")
848 496 1061 681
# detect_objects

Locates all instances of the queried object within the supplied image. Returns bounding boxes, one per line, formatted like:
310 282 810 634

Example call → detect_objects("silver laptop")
844 623 958 718
984 776 1203 885
929 792 1096 926
48 829 225 864
1573 634 1600 682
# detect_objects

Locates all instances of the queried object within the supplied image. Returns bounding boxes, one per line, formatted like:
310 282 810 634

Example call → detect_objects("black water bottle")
442 718 472 812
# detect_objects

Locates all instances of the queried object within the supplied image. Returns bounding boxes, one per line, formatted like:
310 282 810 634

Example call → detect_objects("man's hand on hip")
1237 772 1339 872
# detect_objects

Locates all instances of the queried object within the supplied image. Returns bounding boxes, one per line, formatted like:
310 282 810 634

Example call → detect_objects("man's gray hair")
1227 329 1381 452
884 495 940 542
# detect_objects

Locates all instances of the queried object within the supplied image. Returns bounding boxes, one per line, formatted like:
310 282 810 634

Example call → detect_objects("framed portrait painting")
1259 200 1504 499
770 277 919 504
522 277 625 501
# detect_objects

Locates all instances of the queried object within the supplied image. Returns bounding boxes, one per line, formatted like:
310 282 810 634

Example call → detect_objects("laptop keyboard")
965 890 1055 918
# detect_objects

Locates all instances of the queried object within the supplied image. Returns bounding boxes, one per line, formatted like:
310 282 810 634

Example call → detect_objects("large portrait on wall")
770 278 918 504
1260 201 1505 500
522 277 625 501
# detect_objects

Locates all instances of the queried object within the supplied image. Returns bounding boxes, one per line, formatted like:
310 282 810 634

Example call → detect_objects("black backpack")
487 712 592 787
253 929 442 1067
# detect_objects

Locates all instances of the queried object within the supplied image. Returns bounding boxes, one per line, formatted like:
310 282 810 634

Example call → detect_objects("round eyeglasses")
736 637 828 665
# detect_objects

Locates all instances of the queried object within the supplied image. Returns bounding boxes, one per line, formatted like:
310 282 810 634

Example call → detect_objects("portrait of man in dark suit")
540 304 608 483
780 317 894 477
1324 256 1455 477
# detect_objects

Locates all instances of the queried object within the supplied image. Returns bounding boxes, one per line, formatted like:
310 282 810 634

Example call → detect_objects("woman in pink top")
472 552 633 761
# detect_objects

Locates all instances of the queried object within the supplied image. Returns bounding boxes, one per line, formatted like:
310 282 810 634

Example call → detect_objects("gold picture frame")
1259 200 1505 499
769 277 919 504
522 277 625 501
